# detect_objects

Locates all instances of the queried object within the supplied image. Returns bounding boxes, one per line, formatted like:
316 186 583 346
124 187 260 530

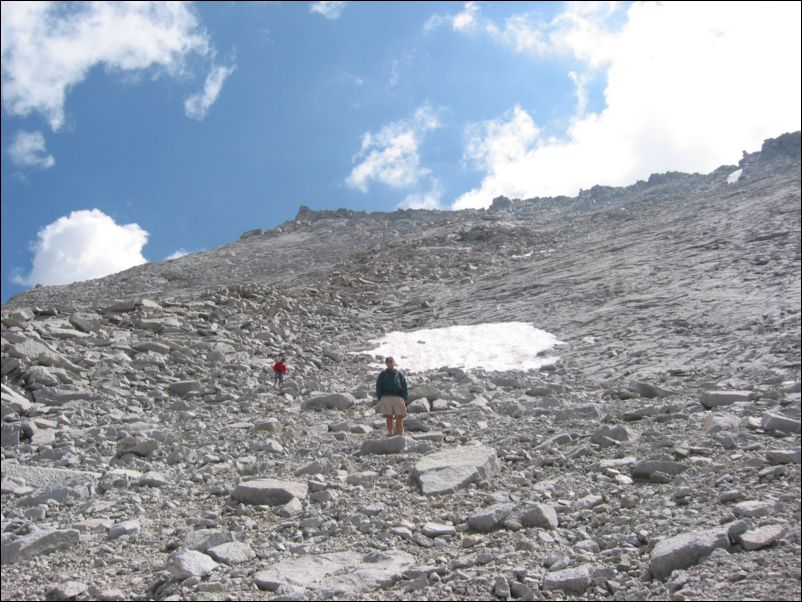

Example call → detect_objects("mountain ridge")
6 131 799 312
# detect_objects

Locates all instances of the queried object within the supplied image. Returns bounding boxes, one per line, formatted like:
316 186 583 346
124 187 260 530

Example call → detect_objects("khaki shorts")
378 395 407 417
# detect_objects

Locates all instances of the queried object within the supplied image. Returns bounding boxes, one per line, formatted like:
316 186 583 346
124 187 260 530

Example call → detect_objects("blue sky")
2 1 800 303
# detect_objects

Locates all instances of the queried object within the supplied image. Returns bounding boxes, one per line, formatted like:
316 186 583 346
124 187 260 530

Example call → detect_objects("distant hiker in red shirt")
273 357 287 386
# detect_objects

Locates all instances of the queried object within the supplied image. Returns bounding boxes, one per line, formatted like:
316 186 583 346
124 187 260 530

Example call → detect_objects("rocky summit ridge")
1 132 800 601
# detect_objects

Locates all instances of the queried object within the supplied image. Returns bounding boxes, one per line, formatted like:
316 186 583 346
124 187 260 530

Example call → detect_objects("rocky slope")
1 132 800 601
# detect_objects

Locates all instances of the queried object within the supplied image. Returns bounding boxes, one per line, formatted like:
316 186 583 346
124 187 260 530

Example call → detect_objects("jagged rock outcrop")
1 132 800 601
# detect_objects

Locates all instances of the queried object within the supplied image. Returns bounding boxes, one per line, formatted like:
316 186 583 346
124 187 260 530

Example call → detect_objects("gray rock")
302 392 356 411
253 418 282 433
494 575 511 598
406 398 431 413
542 563 593 593
32 384 96 406
413 445 499 496
360 435 409 455
69 313 101 333
184 529 234 552
591 425 635 446
737 524 786 550
623 405 663 421
408 384 442 402
253 550 416 595
275 496 304 517
24 365 69 387
108 519 141 539
1 384 33 414
295 459 328 475
762 412 801 434
117 435 158 457
2 424 22 448
2 528 81 565
733 500 776 518
703 413 741 433
166 548 219 580
168 380 203 396
631 460 687 479
136 471 171 487
467 503 515 532
511 502 559 530
240 228 262 239
554 404 601 421
2 463 100 490
132 340 171 354
701 390 752 408
421 522 457 538
8 338 80 371
103 300 137 313
232 479 308 506
636 382 675 398
649 526 731 579
765 449 802 464
47 581 88 601
207 541 255 564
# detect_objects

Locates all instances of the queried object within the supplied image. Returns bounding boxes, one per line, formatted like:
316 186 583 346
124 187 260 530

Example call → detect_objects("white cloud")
14 209 148 287
1 1 212 130
452 2 802 209
453 1 481 32
165 249 190 260
398 184 444 210
184 63 236 120
7 130 55 168
428 2 620 67
310 2 347 20
346 104 441 193
424 1 483 34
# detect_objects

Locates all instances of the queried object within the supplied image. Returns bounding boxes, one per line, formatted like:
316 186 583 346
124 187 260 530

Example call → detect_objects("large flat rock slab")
253 550 415 595
2 463 100 490
231 479 308 506
413 445 499 495
701 390 752 408
649 526 731 579
2 528 81 565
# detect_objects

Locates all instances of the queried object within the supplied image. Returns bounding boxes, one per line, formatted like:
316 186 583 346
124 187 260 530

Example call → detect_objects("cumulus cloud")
398 184 444 210
310 2 347 20
185 63 236 120
14 209 148 287
451 2 802 209
424 1 479 33
426 2 619 66
346 105 441 193
7 130 55 168
452 1 481 32
1 1 213 130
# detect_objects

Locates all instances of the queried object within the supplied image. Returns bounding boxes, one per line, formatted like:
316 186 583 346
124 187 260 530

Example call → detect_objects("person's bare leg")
395 415 404 436
385 415 394 435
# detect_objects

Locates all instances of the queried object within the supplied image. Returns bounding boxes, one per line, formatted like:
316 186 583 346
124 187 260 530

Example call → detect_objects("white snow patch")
511 251 534 259
358 322 562 373
727 168 743 184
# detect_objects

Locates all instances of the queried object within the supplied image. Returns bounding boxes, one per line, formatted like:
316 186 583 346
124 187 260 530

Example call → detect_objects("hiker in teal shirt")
376 356 408 436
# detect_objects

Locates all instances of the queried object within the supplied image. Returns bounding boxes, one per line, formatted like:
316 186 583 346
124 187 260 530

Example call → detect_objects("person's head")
385 356 395 370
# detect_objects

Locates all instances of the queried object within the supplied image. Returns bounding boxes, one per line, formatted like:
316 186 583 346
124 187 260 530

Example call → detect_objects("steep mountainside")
1 132 800 601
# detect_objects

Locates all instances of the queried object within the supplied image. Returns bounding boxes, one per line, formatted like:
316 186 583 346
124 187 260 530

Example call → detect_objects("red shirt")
273 361 287 374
